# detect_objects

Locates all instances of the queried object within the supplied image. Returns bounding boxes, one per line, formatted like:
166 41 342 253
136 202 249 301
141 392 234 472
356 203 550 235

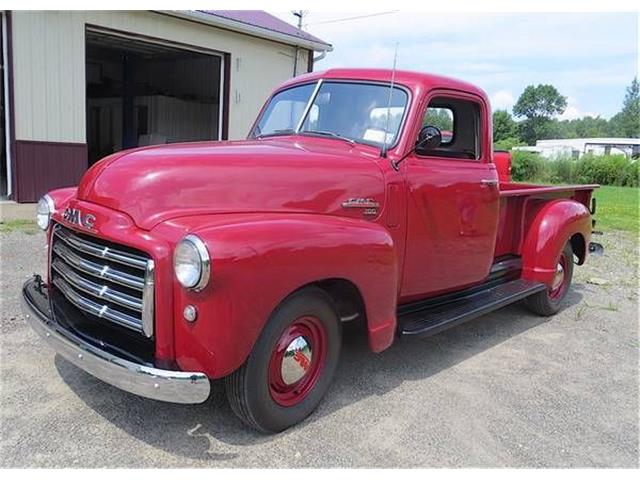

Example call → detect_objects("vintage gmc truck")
22 68 602 433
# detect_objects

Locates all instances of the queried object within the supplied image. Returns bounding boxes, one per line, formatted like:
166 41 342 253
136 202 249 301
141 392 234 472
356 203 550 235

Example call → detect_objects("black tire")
224 286 341 433
525 241 574 316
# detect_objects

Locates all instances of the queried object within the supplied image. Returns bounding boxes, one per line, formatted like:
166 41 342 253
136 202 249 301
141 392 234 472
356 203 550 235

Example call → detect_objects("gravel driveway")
1 229 638 467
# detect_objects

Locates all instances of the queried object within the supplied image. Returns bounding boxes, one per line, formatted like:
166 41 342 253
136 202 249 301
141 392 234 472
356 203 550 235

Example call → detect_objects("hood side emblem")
341 198 380 216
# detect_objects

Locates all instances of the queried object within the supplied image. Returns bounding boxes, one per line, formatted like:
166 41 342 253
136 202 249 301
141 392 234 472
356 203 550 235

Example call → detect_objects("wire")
303 11 399 27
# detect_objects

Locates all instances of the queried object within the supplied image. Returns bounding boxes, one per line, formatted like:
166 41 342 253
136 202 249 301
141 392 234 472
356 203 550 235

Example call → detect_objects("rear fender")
164 214 398 378
521 199 591 286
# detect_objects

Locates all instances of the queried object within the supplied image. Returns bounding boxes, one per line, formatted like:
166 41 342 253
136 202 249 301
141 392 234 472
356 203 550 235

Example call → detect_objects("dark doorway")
86 30 223 166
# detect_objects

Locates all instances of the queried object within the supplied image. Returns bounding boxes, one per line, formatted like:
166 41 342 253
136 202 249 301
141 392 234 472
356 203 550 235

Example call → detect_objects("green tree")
423 107 454 131
492 110 518 142
608 77 640 137
513 84 567 145
573 116 610 137
553 116 610 139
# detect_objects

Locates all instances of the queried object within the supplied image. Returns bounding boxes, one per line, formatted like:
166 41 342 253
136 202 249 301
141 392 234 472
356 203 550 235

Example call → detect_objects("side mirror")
390 124 443 171
416 125 442 152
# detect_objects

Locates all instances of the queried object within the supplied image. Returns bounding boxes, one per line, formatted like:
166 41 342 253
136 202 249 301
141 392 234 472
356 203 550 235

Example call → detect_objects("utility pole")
292 10 306 29
291 10 307 77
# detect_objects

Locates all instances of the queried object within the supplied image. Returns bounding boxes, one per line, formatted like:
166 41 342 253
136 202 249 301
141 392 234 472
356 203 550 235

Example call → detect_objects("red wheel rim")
549 253 568 300
268 315 327 407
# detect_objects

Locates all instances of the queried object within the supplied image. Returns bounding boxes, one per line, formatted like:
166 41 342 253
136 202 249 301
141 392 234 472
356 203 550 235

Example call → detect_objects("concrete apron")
0 201 36 222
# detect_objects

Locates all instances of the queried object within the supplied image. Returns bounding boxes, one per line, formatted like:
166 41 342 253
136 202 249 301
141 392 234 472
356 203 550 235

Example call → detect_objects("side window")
418 96 482 160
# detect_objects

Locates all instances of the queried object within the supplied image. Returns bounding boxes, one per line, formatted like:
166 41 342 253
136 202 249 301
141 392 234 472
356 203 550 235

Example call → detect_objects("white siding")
11 10 309 143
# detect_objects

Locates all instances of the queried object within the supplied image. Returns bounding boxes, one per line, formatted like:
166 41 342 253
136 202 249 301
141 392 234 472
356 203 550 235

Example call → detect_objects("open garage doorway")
86 29 224 166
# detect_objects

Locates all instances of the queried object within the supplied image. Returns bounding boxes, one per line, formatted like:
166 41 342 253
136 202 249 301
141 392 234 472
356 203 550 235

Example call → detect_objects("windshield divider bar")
295 79 323 133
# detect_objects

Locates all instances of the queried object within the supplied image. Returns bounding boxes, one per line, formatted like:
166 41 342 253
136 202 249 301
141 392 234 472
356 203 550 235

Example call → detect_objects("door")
400 92 500 301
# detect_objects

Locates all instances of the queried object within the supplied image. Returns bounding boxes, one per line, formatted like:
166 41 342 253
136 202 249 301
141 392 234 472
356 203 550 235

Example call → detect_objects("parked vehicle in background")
494 149 512 182
514 138 640 160
22 68 602 433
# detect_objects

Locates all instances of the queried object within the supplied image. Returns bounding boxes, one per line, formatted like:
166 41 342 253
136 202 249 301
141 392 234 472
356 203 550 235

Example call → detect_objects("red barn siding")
14 141 87 203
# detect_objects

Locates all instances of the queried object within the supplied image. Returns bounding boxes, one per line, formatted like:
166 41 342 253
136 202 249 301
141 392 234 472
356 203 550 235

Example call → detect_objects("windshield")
253 83 316 137
252 81 409 147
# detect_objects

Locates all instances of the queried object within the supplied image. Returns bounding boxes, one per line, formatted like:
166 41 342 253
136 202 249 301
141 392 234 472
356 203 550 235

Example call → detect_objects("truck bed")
494 182 598 259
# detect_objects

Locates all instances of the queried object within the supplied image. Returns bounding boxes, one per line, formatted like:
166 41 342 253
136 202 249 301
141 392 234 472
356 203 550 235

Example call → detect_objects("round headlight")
174 235 210 291
36 195 55 230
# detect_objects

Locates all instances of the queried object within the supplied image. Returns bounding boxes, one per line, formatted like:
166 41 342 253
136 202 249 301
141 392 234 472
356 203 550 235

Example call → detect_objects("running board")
398 278 546 338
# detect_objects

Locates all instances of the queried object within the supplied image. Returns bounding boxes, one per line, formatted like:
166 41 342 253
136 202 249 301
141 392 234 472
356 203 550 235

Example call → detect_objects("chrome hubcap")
551 262 565 291
280 335 313 385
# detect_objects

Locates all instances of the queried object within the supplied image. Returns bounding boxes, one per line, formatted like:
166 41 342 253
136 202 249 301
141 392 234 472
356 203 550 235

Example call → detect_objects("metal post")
122 53 136 149
2 12 12 197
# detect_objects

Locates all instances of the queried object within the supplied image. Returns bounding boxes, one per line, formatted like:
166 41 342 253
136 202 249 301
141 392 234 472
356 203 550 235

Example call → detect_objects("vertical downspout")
293 46 299 77
307 48 314 73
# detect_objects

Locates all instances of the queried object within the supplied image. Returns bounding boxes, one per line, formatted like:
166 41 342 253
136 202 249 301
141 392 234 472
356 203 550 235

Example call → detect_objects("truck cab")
22 68 599 433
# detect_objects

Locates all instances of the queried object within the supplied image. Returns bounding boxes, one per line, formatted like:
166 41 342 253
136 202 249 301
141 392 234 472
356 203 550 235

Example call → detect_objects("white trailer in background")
514 138 640 160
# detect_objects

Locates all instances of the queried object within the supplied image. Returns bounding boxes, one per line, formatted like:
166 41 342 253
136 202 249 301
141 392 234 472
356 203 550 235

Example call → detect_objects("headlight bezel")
36 194 55 230
174 234 211 291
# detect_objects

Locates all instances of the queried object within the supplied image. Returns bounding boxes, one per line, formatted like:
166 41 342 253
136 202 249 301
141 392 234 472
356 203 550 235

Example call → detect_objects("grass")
0 219 39 234
525 183 639 233
592 186 639 233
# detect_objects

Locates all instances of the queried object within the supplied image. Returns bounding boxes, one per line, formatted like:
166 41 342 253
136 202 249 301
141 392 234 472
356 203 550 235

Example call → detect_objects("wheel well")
313 278 366 323
570 233 586 265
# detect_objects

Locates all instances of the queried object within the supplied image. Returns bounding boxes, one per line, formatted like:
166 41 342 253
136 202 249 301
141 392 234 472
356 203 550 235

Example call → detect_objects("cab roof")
278 68 488 100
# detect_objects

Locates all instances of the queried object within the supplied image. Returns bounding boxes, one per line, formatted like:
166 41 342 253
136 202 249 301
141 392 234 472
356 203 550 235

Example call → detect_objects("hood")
78 138 386 230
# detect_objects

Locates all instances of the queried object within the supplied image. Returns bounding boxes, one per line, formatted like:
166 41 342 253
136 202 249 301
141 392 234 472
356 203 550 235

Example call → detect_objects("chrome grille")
50 224 154 337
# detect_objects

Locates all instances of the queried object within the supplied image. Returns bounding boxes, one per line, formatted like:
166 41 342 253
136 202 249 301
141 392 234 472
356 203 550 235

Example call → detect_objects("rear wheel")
525 241 574 316
225 287 341 433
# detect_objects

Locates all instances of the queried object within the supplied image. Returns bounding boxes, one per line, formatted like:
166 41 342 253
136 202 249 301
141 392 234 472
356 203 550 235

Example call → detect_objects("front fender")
521 199 591 286
158 214 398 378
47 187 78 212
44 187 79 282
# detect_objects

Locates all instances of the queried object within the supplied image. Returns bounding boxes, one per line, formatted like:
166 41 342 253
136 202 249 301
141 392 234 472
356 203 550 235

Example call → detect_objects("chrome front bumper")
22 276 210 404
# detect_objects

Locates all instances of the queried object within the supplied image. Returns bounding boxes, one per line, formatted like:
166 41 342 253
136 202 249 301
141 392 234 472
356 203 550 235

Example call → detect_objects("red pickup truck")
22 68 602 433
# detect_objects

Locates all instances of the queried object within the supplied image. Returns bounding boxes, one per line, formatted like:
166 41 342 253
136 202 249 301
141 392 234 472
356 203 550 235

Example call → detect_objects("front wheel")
225 287 341 433
525 241 574 316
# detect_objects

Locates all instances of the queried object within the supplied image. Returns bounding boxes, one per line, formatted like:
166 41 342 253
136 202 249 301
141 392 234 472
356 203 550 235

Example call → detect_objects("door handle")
480 179 498 187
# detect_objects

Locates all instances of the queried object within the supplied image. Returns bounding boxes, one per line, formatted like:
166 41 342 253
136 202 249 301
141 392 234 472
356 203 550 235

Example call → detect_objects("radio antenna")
380 42 399 159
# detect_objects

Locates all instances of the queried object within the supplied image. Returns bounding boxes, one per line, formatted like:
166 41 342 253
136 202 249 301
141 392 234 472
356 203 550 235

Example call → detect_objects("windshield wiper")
300 130 356 146
255 129 295 139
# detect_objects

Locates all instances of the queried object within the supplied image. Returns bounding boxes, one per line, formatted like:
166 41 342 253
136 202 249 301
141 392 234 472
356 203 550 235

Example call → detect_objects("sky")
272 11 639 120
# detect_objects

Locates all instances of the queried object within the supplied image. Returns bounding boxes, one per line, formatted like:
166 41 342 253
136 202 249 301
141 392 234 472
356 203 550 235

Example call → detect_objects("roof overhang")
158 10 333 52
